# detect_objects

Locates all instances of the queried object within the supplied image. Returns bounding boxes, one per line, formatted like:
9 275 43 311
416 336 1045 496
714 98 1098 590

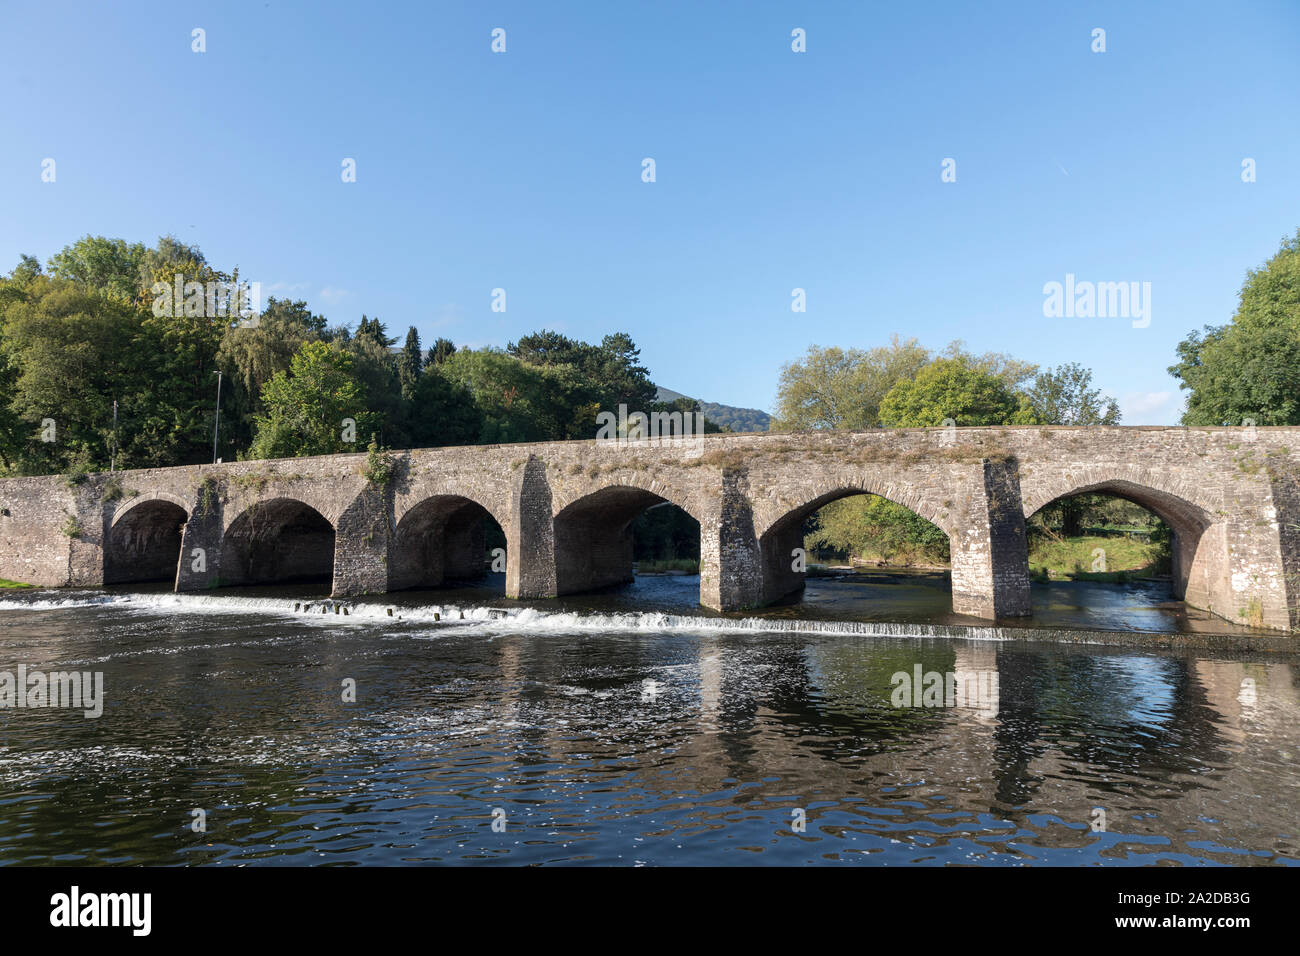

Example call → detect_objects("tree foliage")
249 341 378 459
806 495 950 565
1024 362 1121 425
879 356 1036 426
1170 230 1300 425
774 336 929 430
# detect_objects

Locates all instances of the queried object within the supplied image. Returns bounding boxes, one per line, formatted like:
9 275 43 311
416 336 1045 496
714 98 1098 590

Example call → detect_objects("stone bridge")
0 426 1297 632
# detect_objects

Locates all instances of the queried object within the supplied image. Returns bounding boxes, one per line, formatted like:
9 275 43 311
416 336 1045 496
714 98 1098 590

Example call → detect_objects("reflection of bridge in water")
1 426 1298 631
482 633 1300 863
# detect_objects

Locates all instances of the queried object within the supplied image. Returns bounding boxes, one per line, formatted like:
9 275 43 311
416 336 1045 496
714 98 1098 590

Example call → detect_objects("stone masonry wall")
0 426 1294 633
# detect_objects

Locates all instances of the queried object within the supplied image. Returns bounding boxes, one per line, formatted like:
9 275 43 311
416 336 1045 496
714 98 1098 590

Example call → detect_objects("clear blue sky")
2 0 1298 423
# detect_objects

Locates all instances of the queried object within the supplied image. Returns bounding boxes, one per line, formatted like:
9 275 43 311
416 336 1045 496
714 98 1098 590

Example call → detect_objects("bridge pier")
1192 467 1300 631
175 481 223 590
699 469 764 610
332 483 389 597
1270 466 1300 632
506 456 557 600
951 460 1032 619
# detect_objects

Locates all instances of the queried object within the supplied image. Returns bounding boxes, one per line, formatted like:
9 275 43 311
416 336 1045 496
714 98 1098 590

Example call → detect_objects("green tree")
1024 362 1121 425
441 347 552 443
355 315 396 348
506 329 658 438
344 328 407 447
46 236 146 302
879 357 1036 427
937 340 1038 390
398 326 423 400
407 366 484 448
249 341 378 459
8 255 42 284
0 277 145 472
1170 230 1300 425
426 337 456 367
806 495 949 565
774 336 930 430
216 297 327 454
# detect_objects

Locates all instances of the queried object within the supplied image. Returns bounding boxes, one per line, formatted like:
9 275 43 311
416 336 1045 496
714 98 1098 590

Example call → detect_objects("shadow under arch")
104 497 189 585
758 486 953 605
389 494 504 591
219 497 335 587
1025 478 1215 602
552 484 701 597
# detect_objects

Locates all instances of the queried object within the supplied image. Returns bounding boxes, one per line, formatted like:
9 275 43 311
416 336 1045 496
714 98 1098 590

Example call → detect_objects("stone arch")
1023 476 1218 604
393 487 510 538
551 482 701 596
550 471 706 526
104 496 189 585
219 484 345 535
109 491 192 529
389 493 505 591
755 482 957 605
218 497 335 587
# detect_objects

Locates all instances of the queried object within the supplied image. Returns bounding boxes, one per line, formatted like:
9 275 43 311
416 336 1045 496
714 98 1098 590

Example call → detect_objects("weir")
0 425 1296 633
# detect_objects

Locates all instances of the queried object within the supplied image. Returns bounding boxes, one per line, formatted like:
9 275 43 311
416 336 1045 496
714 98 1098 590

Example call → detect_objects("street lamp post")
212 370 222 464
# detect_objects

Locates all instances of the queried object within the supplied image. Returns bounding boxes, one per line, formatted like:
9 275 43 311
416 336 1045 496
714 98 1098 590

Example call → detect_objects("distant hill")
655 387 771 433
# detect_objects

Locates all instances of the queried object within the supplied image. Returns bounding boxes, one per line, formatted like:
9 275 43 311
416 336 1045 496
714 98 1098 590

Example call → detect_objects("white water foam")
0 589 1022 643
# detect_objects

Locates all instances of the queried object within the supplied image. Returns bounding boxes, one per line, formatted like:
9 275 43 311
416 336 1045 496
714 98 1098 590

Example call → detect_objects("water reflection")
0 591 1296 865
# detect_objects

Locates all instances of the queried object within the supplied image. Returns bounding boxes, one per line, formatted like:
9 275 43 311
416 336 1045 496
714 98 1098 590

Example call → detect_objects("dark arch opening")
761 490 951 606
389 496 506 591
1026 480 1211 602
553 486 700 595
105 500 188 585
219 498 335 587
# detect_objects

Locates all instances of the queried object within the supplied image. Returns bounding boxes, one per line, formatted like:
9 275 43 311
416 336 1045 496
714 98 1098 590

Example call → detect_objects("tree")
1170 230 1300 425
355 315 396 348
407 367 483 448
426 337 456 367
216 298 327 452
1024 363 1120 425
592 332 658 409
0 277 146 471
398 326 423 400
134 239 231 465
8 255 42 284
506 329 658 438
774 337 929 430
879 357 1035 426
441 347 553 443
344 329 406 447
46 236 146 302
806 495 949 565
937 340 1038 390
248 341 378 459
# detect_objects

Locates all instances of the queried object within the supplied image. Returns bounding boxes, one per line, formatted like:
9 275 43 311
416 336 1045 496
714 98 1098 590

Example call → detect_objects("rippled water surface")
0 574 1296 866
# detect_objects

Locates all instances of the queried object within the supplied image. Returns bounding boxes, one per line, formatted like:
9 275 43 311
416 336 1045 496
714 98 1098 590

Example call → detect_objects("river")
0 572 1296 865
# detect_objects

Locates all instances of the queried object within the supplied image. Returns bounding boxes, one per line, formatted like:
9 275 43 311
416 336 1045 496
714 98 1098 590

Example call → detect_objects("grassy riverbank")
636 558 700 574
1028 534 1167 582
812 534 1169 583
0 578 32 588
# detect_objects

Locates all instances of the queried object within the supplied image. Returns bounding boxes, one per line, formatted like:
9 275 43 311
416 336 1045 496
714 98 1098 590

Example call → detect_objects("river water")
0 572 1296 866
